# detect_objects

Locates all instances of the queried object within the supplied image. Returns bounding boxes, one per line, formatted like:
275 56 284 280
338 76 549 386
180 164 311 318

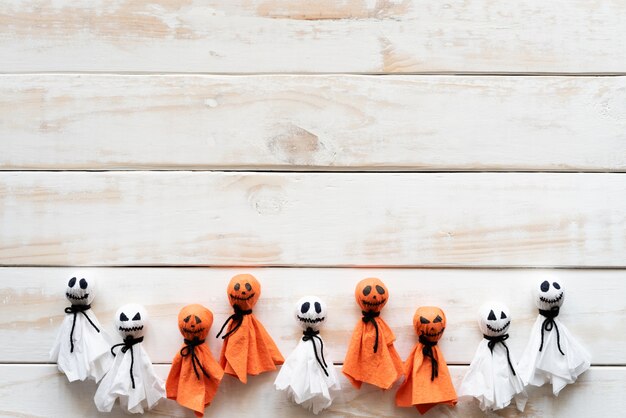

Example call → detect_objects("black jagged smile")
182 327 205 334
421 328 445 338
539 292 563 304
362 298 386 307
66 292 89 300
229 293 255 301
486 321 510 333
297 316 325 324
119 325 144 332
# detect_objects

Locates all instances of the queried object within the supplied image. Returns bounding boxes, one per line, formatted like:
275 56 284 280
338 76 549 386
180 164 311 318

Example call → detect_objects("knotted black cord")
111 336 144 389
180 337 211 380
484 334 516 376
538 307 565 355
302 328 329 377
216 305 253 339
361 310 380 353
418 334 439 381
64 304 99 353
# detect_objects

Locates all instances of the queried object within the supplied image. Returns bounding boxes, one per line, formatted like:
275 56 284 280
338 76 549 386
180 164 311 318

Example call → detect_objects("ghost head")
295 295 327 331
355 278 388 312
178 304 212 341
479 302 511 337
65 275 96 306
414 306 446 343
227 274 261 310
535 279 565 311
115 304 147 339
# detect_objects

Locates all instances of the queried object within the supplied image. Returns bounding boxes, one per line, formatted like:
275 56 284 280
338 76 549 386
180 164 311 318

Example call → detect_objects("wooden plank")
0 172 624 267
0 364 621 417
0 267 622 364
2 1 626 73
1 75 625 171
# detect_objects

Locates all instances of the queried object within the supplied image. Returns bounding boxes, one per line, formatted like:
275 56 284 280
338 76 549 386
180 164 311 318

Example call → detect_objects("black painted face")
65 275 95 305
295 295 327 331
479 302 511 337
536 279 565 310
115 304 147 339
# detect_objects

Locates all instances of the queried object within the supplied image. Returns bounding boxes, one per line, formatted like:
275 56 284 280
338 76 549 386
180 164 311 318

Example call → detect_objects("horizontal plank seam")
2 264 626 269
1 169 626 174
2 71 626 77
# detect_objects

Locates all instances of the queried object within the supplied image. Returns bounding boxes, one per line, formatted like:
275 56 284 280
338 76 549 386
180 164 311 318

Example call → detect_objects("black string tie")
216 305 253 340
64 304 100 353
539 307 564 355
111 336 144 389
419 335 439 381
361 310 381 353
180 337 211 381
484 334 516 376
302 328 329 377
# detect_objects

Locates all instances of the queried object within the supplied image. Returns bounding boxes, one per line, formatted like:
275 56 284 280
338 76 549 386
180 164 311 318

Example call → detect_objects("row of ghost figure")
51 274 591 416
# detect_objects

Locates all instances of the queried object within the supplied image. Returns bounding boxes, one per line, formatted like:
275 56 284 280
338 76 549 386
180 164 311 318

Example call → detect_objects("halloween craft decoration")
217 274 284 383
517 279 591 395
167 304 224 417
459 302 527 412
275 296 341 414
50 275 112 382
94 304 166 414
342 278 403 389
396 307 457 414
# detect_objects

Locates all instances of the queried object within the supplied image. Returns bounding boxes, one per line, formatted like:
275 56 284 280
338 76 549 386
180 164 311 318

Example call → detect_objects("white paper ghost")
50 275 112 382
94 304 166 414
517 279 591 395
274 296 341 414
459 302 527 412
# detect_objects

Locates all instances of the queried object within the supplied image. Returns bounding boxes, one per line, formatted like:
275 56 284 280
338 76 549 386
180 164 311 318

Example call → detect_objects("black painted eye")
245 283 252 291
488 310 496 320
301 302 310 314
183 315 191 323
120 312 129 321
433 315 442 323
500 311 507 319
420 316 430 324
194 315 202 324
79 278 88 289
132 312 141 321
375 285 385 295
314 302 322 314
234 283 240 291
362 285 372 296
553 282 561 290
541 280 550 292
68 277 76 288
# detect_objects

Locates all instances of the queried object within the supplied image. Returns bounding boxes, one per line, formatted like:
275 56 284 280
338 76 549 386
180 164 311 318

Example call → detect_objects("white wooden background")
1 1 625 417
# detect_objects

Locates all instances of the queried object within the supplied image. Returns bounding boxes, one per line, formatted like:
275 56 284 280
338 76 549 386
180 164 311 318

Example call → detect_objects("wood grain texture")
1 74 625 171
0 364 621 417
0 267 622 364
2 1 626 73
0 172 624 267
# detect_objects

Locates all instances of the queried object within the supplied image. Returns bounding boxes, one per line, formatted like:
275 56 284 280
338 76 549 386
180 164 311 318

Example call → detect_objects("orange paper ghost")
217 274 284 383
342 278 404 389
167 304 224 417
396 306 457 414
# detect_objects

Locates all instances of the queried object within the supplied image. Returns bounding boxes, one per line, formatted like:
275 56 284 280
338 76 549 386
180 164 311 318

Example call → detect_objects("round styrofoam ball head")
294 295 327 331
478 301 511 337
65 273 96 305
535 278 565 311
115 304 148 339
